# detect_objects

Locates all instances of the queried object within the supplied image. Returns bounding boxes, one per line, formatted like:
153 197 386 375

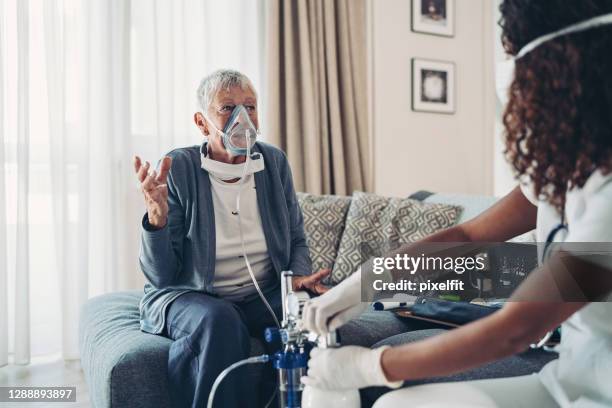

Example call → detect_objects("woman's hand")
292 269 331 295
134 155 172 229
301 270 366 336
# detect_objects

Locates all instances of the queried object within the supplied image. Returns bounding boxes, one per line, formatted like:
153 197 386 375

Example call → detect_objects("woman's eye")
220 105 235 112
246 105 256 112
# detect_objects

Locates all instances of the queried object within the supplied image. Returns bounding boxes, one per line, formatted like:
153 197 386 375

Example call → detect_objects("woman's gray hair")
196 69 257 112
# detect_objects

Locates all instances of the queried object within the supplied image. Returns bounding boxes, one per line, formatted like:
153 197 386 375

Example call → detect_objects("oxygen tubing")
235 138 281 328
206 354 270 408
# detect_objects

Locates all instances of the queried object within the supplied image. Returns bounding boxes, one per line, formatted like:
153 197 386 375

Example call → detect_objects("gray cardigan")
138 141 312 334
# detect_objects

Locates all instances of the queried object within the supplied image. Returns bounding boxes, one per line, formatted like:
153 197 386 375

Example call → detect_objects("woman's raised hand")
134 155 173 229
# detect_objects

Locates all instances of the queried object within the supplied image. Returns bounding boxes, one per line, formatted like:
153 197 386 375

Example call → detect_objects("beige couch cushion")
297 192 352 277
331 191 462 284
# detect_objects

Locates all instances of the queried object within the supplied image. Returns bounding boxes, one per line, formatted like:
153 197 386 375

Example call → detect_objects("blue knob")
264 327 280 343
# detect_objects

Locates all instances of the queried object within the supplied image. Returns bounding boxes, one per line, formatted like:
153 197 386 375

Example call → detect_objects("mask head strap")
516 13 612 60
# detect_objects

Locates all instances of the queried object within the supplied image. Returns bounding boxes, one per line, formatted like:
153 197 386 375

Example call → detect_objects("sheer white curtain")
0 0 264 366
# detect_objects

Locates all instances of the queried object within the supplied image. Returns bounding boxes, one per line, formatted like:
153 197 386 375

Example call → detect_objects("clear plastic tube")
236 134 280 328
206 354 270 408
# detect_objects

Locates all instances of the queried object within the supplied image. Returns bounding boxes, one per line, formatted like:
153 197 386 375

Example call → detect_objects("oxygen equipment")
265 272 360 408
204 104 258 157
207 270 360 408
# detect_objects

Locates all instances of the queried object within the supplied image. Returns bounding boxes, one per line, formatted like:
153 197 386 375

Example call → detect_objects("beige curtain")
265 0 370 195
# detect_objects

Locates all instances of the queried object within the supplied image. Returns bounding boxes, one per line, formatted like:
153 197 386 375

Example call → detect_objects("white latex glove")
301 346 402 390
301 270 367 336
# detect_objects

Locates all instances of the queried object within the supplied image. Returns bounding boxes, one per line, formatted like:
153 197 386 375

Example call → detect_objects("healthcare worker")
133 69 328 408
302 1 612 406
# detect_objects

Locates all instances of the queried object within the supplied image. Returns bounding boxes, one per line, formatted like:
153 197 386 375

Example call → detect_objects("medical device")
207 271 360 408
203 104 258 157
264 271 312 408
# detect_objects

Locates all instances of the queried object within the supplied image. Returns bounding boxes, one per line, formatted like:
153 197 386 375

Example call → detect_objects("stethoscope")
530 211 568 350
542 211 568 262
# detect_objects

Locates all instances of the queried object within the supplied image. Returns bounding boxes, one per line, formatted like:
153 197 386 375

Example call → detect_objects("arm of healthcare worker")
135 154 186 288
301 185 538 335
302 251 612 390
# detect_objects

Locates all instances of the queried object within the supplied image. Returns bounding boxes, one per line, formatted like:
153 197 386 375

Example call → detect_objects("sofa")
79 191 551 408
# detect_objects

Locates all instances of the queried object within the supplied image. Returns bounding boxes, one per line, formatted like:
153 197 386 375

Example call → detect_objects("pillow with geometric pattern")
330 191 462 284
297 192 352 279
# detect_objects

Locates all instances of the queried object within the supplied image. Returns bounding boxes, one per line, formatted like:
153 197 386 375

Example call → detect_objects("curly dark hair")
499 0 612 213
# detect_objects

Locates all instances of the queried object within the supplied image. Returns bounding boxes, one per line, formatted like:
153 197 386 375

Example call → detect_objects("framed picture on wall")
412 58 455 114
412 0 455 37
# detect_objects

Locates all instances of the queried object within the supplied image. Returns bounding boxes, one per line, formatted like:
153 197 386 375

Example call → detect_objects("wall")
368 0 496 197
492 0 518 197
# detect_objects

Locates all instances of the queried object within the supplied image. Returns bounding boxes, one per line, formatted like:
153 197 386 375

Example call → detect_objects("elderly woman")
133 69 328 408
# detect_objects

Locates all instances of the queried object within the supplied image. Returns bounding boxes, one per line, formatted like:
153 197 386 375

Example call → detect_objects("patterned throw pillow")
330 191 462 284
297 192 352 277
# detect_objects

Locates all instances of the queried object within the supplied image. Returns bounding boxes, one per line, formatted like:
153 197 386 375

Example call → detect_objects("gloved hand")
300 270 366 335
300 346 403 390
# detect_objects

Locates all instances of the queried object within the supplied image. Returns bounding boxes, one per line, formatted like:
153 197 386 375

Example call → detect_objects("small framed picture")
412 58 455 114
412 0 455 37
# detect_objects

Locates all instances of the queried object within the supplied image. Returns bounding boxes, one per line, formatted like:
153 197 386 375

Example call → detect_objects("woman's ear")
194 112 208 135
